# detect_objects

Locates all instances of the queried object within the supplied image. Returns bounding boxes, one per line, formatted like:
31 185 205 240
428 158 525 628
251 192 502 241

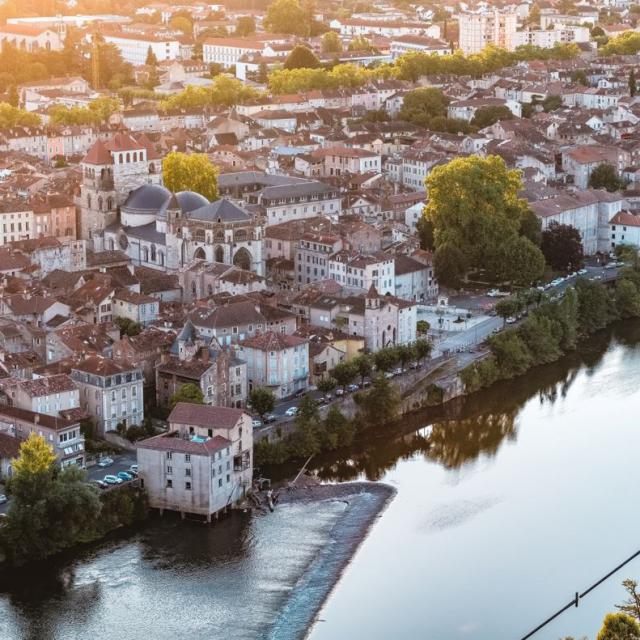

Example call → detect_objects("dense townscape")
2 0 640 637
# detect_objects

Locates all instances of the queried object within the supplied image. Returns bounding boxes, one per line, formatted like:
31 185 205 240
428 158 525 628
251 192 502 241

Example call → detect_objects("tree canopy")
398 87 449 127
321 31 342 54
597 613 640 640
235 16 256 36
588 163 627 192
169 383 204 409
159 75 259 111
0 103 40 129
424 155 545 288
284 45 321 70
541 221 584 272
249 387 275 420
162 151 220 201
470 105 514 129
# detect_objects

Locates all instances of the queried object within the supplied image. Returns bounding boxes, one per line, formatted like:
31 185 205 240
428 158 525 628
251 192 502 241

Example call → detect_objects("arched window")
133 152 137 162
194 247 206 260
142 246 149 262
215 246 224 263
98 196 103 211
119 154 123 164
233 247 251 271
149 163 155 174
87 194 92 208
158 251 164 266
194 228 206 242
126 153 130 163
214 230 224 242
150 244 156 262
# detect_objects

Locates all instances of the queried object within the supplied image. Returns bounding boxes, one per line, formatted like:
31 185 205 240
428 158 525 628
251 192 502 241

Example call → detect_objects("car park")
98 457 114 467
103 475 122 485
285 406 298 417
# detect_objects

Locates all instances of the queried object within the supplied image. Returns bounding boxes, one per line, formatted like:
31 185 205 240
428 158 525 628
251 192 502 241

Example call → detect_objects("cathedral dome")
175 191 209 213
121 184 172 227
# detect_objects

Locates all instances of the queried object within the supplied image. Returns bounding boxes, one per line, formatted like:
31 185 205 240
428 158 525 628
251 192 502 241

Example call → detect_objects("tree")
257 61 268 84
517 314 563 364
284 45 320 70
169 16 193 35
235 16 256 37
348 35 376 53
575 278 613 335
495 297 520 326
331 360 358 391
488 330 533 378
323 405 355 449
541 94 562 112
470 105 514 129
433 242 467 289
264 0 307 35
414 339 432 365
354 375 399 427
145 46 158 67
541 222 584 272
496 235 545 286
589 163 627 192
519 208 543 247
415 212 434 250
398 87 449 127
597 613 640 640
615 278 640 318
114 317 142 337
288 396 321 458
351 354 373 386
396 344 415 371
317 377 337 396
169 383 204 409
2 434 101 566
571 69 589 86
425 155 544 286
249 387 275 421
162 152 219 201
617 579 640 621
0 102 40 128
416 320 430 336
322 31 342 54
373 346 399 372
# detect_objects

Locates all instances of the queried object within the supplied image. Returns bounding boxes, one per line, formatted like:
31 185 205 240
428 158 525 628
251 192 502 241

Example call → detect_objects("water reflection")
312 321 631 483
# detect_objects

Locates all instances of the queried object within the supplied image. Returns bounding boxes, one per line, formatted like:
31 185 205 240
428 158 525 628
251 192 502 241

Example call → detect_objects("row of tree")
157 76 259 112
461 262 640 392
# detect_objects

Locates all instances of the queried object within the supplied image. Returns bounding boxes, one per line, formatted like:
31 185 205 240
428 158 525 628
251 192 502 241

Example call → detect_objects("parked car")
0 494 7 504
393 367 403 376
578 268 588 275
506 316 517 324
117 471 133 482
384 371 395 379
285 406 298 417
129 464 139 475
252 419 262 429
103 475 122 485
321 393 332 402
264 413 277 424
335 388 344 396
347 384 359 392
98 457 114 468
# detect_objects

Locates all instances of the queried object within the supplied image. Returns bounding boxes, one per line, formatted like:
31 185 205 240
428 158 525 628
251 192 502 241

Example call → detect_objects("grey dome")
123 184 172 214
176 191 209 213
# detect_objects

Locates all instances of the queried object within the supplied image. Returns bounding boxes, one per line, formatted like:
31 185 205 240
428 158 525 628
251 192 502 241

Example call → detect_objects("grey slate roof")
189 198 251 222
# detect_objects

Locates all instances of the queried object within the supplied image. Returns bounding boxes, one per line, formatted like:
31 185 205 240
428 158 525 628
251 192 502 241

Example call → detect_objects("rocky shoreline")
263 480 396 640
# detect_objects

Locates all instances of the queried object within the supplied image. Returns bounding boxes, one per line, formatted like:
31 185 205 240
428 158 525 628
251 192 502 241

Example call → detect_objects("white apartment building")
329 250 395 295
540 11 598 30
512 26 590 49
13 375 80 417
314 146 382 177
237 332 309 399
101 32 181 65
330 19 441 39
137 403 253 521
458 10 517 55
0 202 34 246
390 35 450 59
71 356 144 436
609 211 640 252
203 37 288 68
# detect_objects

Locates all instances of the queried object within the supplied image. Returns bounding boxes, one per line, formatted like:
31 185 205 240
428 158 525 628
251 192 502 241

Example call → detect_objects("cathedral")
79 133 264 275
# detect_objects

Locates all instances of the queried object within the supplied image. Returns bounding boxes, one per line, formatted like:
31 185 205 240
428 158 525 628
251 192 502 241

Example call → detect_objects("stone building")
137 402 253 521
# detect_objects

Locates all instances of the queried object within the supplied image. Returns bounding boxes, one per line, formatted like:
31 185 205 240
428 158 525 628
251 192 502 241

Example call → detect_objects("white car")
285 407 298 417
0 494 7 504
578 268 588 275
506 316 517 324
252 419 262 429
98 457 114 468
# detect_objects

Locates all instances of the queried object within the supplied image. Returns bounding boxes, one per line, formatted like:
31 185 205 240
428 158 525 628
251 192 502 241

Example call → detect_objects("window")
166 479 173 488
185 468 191 477
185 454 191 462
167 466 173 474
218 478 222 487
226 474 230 483
166 452 172 460
185 482 192 490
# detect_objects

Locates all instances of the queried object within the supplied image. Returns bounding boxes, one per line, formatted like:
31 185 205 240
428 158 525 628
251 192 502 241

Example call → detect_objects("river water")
1 322 640 640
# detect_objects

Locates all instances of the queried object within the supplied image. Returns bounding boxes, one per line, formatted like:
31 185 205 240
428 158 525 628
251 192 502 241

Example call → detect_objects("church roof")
189 198 251 222
122 184 172 214
176 191 209 213
82 139 112 165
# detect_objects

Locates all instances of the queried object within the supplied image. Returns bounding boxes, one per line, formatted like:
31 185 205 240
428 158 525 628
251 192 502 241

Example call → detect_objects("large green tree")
597 613 640 640
264 0 308 35
321 31 342 54
541 221 584 272
470 105 514 129
398 87 449 127
425 155 545 287
162 152 219 201
588 163 627 192
249 387 275 421
169 383 204 409
235 16 256 36
284 45 320 70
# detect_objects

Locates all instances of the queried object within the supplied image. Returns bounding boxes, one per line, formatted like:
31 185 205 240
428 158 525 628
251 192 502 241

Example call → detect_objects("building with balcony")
136 402 253 521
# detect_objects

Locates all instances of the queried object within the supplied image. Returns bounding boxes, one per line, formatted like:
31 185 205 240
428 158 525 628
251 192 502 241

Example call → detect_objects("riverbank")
265 480 396 640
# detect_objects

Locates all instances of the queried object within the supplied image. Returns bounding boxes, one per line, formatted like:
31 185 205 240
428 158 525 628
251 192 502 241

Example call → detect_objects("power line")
519 549 640 640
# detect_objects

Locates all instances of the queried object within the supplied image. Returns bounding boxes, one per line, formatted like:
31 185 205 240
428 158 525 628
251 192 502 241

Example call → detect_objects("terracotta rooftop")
168 402 245 430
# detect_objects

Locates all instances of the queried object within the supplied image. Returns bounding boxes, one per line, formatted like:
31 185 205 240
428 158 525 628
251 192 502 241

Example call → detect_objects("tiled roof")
137 431 230 455
168 402 244 429
19 374 77 397
239 331 307 351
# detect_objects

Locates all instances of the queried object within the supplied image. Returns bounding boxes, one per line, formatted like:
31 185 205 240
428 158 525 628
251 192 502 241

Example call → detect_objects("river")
2 322 640 640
